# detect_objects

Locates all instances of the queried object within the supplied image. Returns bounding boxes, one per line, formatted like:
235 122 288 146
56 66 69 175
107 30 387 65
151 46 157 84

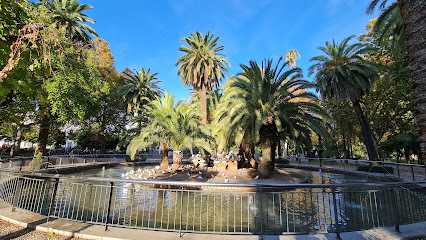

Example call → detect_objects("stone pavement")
0 202 425 240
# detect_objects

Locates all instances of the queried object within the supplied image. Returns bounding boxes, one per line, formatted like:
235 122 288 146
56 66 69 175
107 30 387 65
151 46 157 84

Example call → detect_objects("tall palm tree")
215 58 327 177
366 1 405 52
175 31 230 124
309 35 379 161
284 49 301 68
46 0 98 44
367 0 426 164
118 67 163 116
127 92 211 171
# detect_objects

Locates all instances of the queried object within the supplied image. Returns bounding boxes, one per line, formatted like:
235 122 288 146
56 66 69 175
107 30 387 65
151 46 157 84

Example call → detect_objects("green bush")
357 165 394 174
276 158 290 164
126 155 146 162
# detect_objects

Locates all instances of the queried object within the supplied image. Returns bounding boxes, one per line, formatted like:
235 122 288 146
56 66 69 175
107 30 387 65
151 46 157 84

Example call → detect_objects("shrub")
125 155 146 162
357 165 394 174
276 158 290 164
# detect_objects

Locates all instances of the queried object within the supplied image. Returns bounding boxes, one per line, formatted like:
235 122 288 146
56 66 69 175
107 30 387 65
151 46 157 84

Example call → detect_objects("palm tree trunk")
201 81 207 125
259 136 272 177
171 150 183 173
398 0 426 163
34 107 51 156
238 144 246 168
242 143 257 169
160 142 169 170
351 99 378 161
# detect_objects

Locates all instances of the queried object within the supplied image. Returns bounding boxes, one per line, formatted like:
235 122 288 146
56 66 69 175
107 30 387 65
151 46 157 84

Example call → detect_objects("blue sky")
82 0 380 100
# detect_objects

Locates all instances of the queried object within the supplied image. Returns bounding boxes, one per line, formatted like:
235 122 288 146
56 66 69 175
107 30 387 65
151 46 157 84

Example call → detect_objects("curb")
0 215 123 240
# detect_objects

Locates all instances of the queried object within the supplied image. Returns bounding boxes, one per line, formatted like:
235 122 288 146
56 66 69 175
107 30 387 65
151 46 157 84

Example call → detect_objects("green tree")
367 0 426 163
45 0 98 44
309 36 379 161
215 58 327 177
118 67 163 117
284 49 300 68
175 31 230 124
127 92 211 171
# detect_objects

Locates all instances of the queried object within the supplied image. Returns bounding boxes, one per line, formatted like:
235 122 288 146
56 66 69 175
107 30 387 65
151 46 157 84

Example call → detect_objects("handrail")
2 155 425 168
295 157 425 168
3 168 425 189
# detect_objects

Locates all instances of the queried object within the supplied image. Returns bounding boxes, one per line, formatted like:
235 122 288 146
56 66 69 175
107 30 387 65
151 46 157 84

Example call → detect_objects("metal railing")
0 168 425 238
288 157 426 181
0 154 137 171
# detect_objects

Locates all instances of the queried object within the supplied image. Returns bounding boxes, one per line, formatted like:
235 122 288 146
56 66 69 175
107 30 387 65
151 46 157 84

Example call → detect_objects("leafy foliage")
45 0 98 44
127 92 211 159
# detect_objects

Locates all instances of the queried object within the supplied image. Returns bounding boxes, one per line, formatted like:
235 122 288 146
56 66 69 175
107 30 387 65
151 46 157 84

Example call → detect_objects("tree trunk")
271 140 277 170
398 0 426 164
277 139 282 158
34 108 51 156
404 148 411 163
351 99 379 161
242 143 256 169
201 74 208 125
160 142 169 170
171 150 183 173
238 143 245 168
259 136 272 178
342 132 349 159
14 123 22 155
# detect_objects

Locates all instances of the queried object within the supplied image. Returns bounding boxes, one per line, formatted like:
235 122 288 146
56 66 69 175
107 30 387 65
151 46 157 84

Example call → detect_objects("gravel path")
0 219 83 240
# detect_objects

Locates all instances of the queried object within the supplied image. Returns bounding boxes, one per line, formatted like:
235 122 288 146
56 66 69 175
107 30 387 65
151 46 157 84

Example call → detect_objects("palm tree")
366 1 405 52
118 67 163 116
215 58 328 177
175 31 230 124
309 35 379 161
46 0 98 44
367 0 426 164
284 49 301 68
127 92 211 171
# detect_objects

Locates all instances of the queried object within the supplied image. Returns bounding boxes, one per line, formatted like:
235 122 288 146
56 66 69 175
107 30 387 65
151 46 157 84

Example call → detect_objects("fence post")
390 189 401 232
47 178 59 221
105 182 114 231
397 164 401 178
260 188 264 239
411 166 415 181
12 177 23 212
319 159 322 168
332 187 341 239
179 187 184 238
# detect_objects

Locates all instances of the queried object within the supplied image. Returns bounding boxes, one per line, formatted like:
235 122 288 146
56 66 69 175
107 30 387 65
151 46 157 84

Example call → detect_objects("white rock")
197 176 203 179
210 174 214 178
234 176 237 179
169 174 173 178
187 173 190 176
173 172 177 175
224 178 229 183
199 171 202 174
137 168 142 172
222 173 225 176
155 166 160 170
254 175 259 179
143 177 147 180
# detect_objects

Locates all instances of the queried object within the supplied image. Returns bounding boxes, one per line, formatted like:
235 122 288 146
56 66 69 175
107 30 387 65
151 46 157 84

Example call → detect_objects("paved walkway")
0 202 425 240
